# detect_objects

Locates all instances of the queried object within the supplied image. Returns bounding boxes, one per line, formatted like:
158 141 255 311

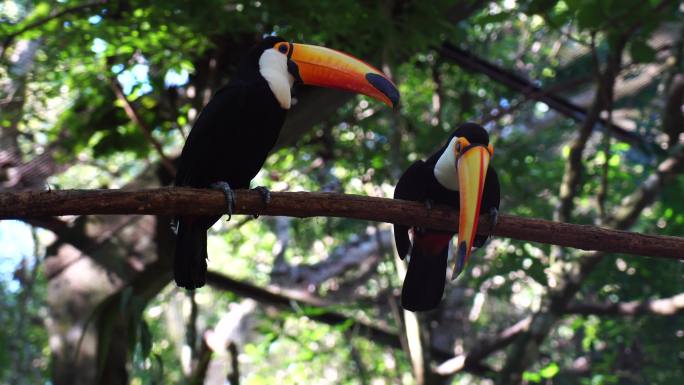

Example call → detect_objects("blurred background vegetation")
1 0 684 384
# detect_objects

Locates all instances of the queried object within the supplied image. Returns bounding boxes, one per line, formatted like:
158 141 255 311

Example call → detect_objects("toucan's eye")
454 137 470 155
277 43 288 54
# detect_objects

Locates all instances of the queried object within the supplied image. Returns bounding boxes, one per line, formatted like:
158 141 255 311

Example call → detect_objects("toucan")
174 36 399 290
393 123 500 311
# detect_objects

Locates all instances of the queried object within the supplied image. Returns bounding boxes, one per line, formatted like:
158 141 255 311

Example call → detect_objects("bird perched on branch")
393 123 500 311
174 36 399 289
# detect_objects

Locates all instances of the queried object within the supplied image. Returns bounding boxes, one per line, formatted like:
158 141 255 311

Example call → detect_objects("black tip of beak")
366 73 400 107
452 241 468 280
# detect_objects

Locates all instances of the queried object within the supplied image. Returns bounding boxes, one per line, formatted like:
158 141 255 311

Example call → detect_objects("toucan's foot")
473 207 499 248
488 207 499 235
252 186 271 219
170 219 179 235
473 207 499 249
210 181 236 221
424 199 434 211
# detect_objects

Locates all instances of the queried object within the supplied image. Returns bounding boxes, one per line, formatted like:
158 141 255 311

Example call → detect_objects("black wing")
392 160 428 259
174 85 247 188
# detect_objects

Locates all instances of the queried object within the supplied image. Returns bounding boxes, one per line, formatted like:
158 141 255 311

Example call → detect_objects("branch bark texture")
1 188 683 259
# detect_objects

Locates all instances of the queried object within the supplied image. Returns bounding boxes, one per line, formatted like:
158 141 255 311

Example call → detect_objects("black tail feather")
401 246 448 312
174 217 208 289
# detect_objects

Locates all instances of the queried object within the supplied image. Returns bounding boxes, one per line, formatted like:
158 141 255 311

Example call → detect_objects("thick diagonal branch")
437 43 647 148
435 316 532 376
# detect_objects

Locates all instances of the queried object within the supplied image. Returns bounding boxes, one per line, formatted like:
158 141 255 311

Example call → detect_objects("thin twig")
565 293 684 316
590 32 613 224
431 60 443 127
109 79 177 177
478 76 591 127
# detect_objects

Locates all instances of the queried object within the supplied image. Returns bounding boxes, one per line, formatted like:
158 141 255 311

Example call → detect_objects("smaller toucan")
393 123 500 311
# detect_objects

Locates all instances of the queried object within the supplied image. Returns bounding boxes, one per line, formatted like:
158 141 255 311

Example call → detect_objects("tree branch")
437 42 652 151
205 271 491 372
497 37 632 385
435 316 532 376
477 76 590 127
565 293 684 316
557 37 626 223
496 137 684 383
205 271 401 350
664 74 684 148
1 188 684 259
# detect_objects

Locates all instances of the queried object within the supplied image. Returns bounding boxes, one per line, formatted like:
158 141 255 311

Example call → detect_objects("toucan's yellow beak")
289 43 399 108
453 145 491 279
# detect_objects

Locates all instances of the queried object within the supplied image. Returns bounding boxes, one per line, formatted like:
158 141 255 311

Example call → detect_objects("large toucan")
174 36 399 289
393 123 500 311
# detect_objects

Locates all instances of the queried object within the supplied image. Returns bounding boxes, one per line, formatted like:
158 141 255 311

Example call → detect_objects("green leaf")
119 287 134 313
21 2 51 24
629 40 656 63
333 319 355 333
96 312 115 383
297 305 325 316
527 0 559 14
140 320 152 359
477 12 510 25
524 251 548 286
128 298 145 355
523 371 542 383
576 4 603 30
540 362 560 378
150 353 165 385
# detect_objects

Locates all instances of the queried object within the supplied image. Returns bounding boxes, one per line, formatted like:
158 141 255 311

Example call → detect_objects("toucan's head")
433 122 494 279
245 36 399 110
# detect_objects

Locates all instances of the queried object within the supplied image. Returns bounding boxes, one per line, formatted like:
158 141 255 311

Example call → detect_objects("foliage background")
1 0 683 384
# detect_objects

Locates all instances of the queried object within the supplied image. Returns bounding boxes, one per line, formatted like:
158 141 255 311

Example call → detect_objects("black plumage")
174 37 288 289
393 123 500 311
173 36 400 290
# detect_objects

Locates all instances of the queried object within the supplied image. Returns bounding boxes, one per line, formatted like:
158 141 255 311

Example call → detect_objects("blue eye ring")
278 44 288 54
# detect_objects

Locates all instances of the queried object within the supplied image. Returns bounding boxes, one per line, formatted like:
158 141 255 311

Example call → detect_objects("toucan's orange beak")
453 145 491 279
288 43 399 108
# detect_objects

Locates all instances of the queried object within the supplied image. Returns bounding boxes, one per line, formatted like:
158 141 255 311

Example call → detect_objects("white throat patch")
259 48 295 109
434 137 460 191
